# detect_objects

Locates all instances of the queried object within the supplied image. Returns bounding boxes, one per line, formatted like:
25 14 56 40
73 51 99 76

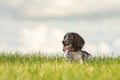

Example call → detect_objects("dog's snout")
62 40 65 45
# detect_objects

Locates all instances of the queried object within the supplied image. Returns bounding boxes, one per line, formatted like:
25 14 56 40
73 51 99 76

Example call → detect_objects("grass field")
0 52 120 80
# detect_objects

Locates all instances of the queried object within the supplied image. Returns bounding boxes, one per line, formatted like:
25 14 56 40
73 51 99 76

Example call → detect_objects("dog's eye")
68 34 72 37
68 34 73 39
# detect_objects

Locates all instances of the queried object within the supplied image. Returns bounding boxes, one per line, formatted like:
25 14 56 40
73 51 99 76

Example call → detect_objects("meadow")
0 52 120 80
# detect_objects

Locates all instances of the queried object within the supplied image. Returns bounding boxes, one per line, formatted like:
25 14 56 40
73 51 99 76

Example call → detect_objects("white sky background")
0 0 120 56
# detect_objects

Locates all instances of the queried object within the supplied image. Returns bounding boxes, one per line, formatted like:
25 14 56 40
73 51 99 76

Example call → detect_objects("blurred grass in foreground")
0 52 120 80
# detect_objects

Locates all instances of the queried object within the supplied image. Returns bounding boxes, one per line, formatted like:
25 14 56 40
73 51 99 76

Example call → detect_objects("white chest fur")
66 51 83 63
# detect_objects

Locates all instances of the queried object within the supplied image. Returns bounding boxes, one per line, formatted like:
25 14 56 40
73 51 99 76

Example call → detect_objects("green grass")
0 52 120 80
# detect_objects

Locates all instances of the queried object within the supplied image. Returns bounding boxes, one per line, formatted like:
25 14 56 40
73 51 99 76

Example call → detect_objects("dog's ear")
72 33 85 51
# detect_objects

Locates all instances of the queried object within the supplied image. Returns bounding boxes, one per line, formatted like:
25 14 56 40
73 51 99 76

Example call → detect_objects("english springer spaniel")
62 32 92 63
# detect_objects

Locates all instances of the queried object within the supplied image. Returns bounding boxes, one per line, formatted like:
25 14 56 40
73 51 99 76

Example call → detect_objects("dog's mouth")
63 44 72 52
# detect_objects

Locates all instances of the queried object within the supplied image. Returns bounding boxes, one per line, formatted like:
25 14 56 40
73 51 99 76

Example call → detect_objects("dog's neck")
68 48 75 53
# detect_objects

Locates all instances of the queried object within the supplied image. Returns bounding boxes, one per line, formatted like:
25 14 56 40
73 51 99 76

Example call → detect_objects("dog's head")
62 32 85 52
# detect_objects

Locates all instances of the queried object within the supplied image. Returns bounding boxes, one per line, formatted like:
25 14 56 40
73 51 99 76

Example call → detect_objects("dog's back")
81 50 92 61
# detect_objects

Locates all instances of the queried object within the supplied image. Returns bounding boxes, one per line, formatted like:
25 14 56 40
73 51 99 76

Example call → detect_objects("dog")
62 32 91 63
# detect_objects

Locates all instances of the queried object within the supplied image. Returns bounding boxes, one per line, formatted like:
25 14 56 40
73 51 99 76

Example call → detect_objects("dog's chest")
66 51 82 61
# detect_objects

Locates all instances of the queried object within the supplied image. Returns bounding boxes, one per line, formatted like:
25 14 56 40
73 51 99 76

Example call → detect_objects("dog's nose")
62 40 65 45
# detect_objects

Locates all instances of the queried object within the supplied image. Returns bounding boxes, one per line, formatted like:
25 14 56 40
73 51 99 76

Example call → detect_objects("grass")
0 52 120 80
